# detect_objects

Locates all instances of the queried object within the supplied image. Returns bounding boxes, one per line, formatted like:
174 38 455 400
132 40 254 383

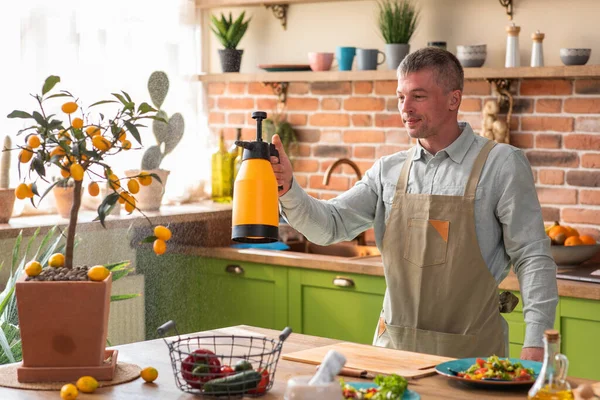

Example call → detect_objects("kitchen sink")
285 241 381 258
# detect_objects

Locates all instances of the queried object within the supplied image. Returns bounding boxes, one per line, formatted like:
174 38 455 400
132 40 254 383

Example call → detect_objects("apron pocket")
384 323 476 358
403 218 449 267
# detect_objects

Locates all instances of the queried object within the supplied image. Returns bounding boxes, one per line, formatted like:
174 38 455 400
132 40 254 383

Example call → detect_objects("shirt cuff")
523 322 548 348
279 176 304 209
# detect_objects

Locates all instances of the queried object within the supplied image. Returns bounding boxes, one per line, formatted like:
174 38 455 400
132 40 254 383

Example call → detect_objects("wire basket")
157 321 292 398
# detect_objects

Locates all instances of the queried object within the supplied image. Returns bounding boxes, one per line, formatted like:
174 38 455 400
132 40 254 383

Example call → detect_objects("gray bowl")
551 243 600 266
560 48 591 66
457 44 486 68
458 58 486 68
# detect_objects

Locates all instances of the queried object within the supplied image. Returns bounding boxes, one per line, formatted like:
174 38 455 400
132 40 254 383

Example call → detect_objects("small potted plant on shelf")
125 71 184 211
262 111 297 160
5 75 173 383
0 136 15 223
210 11 252 73
377 0 420 70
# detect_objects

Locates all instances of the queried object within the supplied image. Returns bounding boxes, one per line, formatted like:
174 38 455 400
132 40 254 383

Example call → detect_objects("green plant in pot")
377 0 420 70
0 136 16 223
125 71 184 211
211 11 251 73
4 75 170 383
262 111 297 159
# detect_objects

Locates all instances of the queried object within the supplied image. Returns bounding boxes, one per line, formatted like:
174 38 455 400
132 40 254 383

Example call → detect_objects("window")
0 0 210 216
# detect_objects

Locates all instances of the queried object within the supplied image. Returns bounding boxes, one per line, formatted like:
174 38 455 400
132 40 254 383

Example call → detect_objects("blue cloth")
230 242 290 251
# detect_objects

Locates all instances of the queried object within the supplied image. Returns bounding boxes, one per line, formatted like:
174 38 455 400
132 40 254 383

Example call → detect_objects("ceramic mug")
308 52 334 71
357 48 386 71
335 46 356 71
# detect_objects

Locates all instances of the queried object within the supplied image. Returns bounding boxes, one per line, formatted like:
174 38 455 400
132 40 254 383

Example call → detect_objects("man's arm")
495 149 558 361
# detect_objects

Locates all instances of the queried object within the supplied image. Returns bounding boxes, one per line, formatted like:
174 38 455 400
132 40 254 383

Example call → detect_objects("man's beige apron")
373 140 506 358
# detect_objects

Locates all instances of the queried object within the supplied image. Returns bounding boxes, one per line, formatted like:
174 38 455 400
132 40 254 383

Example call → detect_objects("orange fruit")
140 366 158 383
61 102 78 114
564 236 583 246
124 195 136 213
50 146 66 157
579 235 597 245
121 140 132 150
70 164 84 181
60 383 78 399
72 118 84 129
127 179 140 194
27 135 41 148
565 227 579 238
60 168 71 179
137 172 152 186
25 183 34 198
154 225 172 241
92 135 112 152
85 126 101 137
48 253 65 268
153 239 167 255
88 265 110 281
15 183 29 200
117 129 127 143
548 225 569 245
19 146 33 163
108 173 120 190
88 182 100 197
25 261 42 277
75 376 98 393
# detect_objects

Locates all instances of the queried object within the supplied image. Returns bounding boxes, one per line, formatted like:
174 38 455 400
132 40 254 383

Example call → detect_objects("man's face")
396 69 459 139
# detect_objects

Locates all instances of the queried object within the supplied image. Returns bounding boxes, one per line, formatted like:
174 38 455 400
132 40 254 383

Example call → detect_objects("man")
270 47 557 361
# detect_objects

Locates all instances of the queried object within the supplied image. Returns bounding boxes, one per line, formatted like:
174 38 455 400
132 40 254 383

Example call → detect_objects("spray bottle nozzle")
252 111 267 142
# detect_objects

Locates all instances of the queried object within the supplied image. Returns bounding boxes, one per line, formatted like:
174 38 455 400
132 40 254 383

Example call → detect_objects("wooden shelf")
196 65 600 83
195 0 360 8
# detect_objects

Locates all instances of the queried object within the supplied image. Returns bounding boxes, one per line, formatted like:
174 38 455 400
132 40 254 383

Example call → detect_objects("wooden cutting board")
282 342 454 379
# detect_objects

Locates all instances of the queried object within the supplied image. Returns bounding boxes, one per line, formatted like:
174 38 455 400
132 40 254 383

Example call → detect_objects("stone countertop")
183 244 600 301
0 201 232 240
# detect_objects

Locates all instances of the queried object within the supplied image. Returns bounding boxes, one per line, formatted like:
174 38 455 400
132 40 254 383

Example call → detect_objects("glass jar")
528 329 574 400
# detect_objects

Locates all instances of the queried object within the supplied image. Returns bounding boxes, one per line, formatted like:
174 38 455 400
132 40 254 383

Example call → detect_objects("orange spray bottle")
231 111 282 243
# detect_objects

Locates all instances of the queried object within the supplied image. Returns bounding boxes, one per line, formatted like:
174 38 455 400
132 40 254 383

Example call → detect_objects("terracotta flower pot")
15 273 113 382
52 186 82 219
0 188 15 223
124 169 170 211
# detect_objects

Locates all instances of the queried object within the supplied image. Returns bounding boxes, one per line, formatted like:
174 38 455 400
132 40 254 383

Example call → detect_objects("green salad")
341 374 408 399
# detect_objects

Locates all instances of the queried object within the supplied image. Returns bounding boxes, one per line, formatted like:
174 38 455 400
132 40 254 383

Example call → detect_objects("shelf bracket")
264 4 289 30
498 0 513 20
262 81 289 109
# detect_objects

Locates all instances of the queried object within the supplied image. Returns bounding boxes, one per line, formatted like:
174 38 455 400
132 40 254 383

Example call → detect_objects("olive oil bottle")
230 128 243 188
528 330 574 400
211 131 233 203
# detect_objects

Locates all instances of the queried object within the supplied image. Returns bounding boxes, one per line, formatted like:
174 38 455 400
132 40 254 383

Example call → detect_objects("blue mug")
336 46 356 71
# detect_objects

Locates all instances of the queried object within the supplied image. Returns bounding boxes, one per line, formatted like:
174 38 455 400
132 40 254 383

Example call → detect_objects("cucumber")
203 370 261 394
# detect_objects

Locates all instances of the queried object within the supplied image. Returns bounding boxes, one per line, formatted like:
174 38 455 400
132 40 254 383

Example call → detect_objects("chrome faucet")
322 158 367 245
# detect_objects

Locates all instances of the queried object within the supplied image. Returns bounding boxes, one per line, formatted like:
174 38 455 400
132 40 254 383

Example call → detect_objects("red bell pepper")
180 349 221 389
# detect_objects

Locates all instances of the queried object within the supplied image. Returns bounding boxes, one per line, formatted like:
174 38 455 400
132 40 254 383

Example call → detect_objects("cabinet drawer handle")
225 265 244 275
333 277 355 288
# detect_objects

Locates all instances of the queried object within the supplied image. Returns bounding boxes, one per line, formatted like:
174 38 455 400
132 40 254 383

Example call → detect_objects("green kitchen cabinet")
137 251 288 340
288 267 386 345
136 250 204 339
501 290 600 380
560 297 600 380
194 258 288 332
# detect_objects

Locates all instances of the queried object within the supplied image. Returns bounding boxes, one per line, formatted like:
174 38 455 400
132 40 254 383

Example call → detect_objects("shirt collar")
413 122 476 164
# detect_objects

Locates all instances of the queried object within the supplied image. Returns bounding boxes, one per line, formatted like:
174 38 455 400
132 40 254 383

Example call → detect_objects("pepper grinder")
530 30 545 67
505 23 521 68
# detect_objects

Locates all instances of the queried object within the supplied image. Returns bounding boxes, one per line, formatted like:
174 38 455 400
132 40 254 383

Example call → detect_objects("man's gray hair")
397 47 464 92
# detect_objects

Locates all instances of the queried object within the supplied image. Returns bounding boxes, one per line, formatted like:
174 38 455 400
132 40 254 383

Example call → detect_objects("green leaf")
137 102 156 114
141 235 158 243
31 157 45 178
110 294 141 302
104 261 131 272
42 76 60 95
112 93 128 105
45 93 71 100
47 119 64 131
89 100 118 108
7 111 32 119
121 91 132 103
96 192 120 228
32 111 46 127
149 173 162 184
37 180 62 206
124 120 141 145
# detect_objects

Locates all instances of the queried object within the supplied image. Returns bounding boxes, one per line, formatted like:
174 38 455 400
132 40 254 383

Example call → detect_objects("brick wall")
207 78 600 241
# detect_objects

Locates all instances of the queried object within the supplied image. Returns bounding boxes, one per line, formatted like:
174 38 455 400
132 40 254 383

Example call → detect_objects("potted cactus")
211 11 251 72
125 71 184 211
5 75 172 383
0 136 15 223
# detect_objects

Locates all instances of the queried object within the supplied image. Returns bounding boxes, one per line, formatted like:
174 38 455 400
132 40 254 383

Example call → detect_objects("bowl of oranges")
546 222 600 266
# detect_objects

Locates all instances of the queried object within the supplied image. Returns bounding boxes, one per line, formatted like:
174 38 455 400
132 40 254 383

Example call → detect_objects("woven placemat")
0 362 141 390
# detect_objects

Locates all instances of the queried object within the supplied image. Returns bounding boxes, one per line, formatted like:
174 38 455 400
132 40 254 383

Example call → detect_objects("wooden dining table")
0 325 597 399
